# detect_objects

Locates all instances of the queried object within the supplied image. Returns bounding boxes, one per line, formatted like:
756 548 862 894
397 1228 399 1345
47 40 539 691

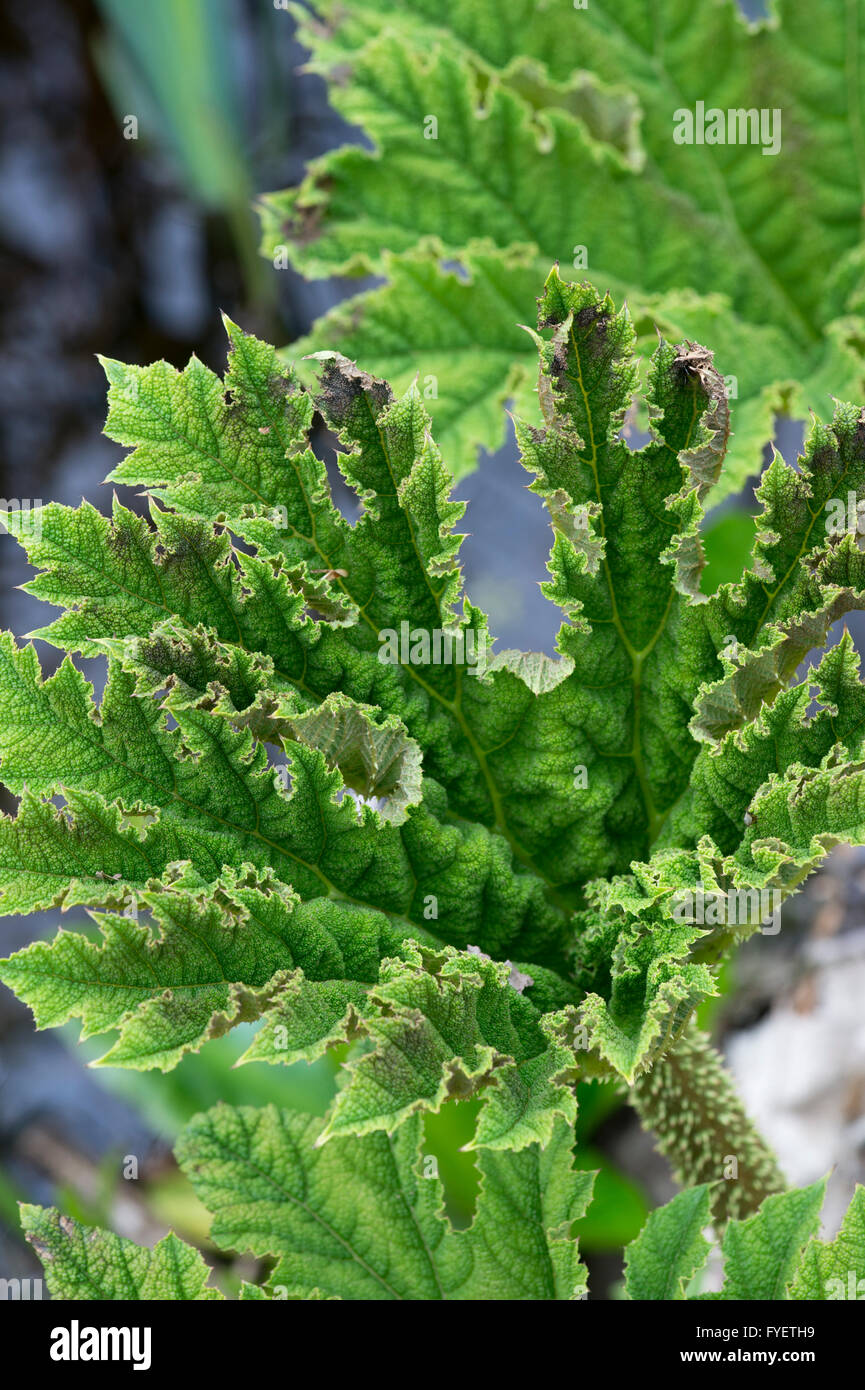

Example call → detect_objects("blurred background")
0 0 864 1299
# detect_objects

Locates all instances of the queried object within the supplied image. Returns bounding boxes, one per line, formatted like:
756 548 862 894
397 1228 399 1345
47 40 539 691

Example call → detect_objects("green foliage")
624 1184 713 1301
259 0 865 495
25 1164 865 1302
22 1204 222 1300
4 270 865 1298
625 1180 865 1301
789 1187 865 1300
23 1107 594 1300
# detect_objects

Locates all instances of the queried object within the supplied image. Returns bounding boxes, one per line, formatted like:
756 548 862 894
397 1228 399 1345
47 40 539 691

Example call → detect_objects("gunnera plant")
1 271 864 1300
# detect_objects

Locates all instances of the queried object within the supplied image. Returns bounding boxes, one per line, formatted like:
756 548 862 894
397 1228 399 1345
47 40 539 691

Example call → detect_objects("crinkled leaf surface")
21 1204 222 1300
715 1181 827 1301
22 1108 594 1302
0 865 413 1071
4 273 865 1157
4 255 865 1298
5 276 865 1106
176 1103 593 1300
260 0 865 491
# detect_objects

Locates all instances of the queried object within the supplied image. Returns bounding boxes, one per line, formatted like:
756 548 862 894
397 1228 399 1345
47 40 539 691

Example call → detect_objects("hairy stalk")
630 1023 785 1225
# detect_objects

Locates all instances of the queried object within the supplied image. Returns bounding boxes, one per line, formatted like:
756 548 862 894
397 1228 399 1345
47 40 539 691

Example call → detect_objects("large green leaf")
6 278 865 1107
176 1103 594 1300
260 0 865 491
